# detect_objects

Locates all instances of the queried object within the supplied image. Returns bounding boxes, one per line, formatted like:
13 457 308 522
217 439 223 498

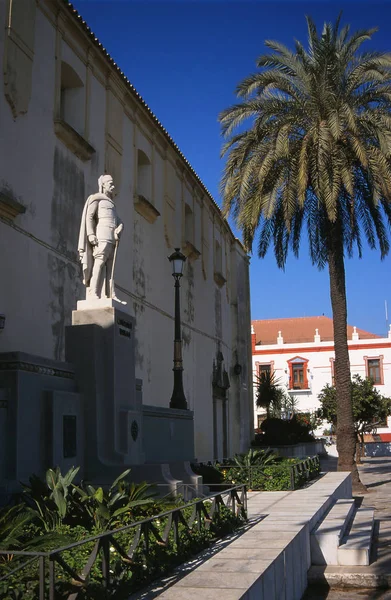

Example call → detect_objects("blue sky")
73 0 391 336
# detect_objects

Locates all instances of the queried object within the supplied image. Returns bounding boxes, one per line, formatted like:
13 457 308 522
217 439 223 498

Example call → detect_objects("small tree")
318 375 391 461
255 371 285 418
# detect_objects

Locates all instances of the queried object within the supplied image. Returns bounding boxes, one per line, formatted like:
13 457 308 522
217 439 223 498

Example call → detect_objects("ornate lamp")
168 248 187 409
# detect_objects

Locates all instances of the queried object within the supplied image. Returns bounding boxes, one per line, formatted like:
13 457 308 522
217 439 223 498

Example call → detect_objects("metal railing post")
173 512 180 549
49 556 55 600
39 556 46 600
290 465 295 490
232 488 236 515
101 537 110 589
144 521 150 560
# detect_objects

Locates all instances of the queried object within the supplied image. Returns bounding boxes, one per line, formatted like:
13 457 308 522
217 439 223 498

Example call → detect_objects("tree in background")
219 15 391 490
318 375 391 461
254 370 285 418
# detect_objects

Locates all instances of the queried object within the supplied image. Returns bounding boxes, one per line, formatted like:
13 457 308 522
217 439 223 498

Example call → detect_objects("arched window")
137 150 152 202
60 61 84 135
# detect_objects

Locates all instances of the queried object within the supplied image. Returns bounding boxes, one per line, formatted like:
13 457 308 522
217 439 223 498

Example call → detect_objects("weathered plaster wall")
0 0 253 461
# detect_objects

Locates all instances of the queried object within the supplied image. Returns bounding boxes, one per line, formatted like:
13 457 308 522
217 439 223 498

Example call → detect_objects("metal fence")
0 484 247 600
210 455 321 491
288 455 320 489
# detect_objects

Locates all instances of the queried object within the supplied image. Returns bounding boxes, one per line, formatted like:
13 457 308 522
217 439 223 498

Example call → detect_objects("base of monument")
77 297 127 311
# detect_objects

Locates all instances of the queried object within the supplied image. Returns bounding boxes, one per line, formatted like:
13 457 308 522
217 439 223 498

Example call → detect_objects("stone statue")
78 174 126 303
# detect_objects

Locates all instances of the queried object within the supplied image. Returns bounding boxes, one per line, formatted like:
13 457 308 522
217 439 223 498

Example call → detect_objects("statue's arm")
115 212 124 240
86 199 99 244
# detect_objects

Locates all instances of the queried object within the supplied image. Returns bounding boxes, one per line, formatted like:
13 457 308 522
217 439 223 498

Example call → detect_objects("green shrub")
261 464 292 490
190 463 230 492
219 456 320 491
0 478 246 599
252 415 316 446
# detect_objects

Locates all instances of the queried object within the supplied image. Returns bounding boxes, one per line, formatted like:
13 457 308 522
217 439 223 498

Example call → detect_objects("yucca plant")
22 466 80 531
232 448 277 468
72 469 156 531
0 505 32 551
0 504 70 562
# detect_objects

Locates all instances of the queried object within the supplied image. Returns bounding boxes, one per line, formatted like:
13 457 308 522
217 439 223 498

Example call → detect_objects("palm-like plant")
73 469 156 531
232 448 277 468
254 370 285 418
22 466 80 531
220 15 391 489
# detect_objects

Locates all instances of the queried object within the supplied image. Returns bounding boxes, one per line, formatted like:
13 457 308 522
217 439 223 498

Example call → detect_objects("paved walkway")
133 452 391 599
134 472 351 600
305 451 391 599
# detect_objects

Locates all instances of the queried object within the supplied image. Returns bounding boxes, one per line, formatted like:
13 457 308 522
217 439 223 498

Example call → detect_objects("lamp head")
168 248 187 279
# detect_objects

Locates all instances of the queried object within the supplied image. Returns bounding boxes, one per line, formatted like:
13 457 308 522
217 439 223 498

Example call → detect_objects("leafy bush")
218 453 320 492
261 464 292 490
252 415 316 446
22 466 80 531
231 447 277 467
72 469 156 531
190 463 224 486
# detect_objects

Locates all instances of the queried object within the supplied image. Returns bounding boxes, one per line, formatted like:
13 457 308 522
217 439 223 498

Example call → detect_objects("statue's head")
98 174 115 197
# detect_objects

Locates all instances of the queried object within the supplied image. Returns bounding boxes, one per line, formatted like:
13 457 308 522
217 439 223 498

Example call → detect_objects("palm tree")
219 15 391 490
255 370 284 418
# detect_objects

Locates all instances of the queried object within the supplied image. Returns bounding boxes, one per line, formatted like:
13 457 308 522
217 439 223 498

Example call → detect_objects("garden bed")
192 451 321 492
0 469 247 600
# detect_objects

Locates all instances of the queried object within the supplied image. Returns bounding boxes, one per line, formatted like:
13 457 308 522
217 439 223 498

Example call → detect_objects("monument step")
337 507 374 566
310 498 355 565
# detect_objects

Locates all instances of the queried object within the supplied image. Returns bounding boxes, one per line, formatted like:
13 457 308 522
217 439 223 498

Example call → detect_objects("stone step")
310 499 355 565
337 507 374 566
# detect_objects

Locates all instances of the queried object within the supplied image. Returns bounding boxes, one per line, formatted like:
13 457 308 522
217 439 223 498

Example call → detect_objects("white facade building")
0 0 253 477
252 316 391 435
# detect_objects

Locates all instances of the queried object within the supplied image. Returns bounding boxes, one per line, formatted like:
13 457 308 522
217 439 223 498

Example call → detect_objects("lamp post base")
170 368 188 410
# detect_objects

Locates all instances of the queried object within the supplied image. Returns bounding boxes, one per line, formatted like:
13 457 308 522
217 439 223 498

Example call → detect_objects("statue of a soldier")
78 174 126 304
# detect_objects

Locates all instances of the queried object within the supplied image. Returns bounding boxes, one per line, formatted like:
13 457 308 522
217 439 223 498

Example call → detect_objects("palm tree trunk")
327 225 364 491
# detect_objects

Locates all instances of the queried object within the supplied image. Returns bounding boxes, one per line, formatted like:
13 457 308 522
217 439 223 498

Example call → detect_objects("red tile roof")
252 316 379 345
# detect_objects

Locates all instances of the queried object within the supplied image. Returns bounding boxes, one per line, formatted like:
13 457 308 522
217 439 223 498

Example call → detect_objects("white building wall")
0 0 253 462
252 331 391 434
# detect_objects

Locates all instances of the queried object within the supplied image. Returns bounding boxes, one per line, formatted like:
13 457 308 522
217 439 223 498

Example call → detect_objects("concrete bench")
337 507 374 566
311 498 355 565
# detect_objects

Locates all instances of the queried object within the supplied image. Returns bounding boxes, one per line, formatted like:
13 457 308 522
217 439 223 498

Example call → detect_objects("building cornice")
56 1 245 251
254 341 391 356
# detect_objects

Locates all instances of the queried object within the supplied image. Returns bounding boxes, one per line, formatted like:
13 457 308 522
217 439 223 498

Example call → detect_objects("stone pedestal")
65 303 144 479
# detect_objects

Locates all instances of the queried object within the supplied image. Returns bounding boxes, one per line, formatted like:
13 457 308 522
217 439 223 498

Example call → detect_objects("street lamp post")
168 248 188 410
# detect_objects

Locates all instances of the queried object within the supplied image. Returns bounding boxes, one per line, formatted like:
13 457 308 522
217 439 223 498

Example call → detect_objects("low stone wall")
147 472 352 600
142 405 195 463
365 441 391 457
269 440 326 458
